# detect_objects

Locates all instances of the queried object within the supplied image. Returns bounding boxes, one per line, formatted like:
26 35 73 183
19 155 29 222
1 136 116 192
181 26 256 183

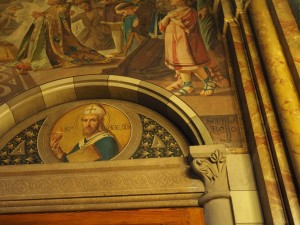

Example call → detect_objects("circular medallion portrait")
36 100 188 163
49 103 131 163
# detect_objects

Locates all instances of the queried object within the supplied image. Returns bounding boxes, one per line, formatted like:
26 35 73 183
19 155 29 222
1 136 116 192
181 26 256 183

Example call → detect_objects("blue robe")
62 133 119 162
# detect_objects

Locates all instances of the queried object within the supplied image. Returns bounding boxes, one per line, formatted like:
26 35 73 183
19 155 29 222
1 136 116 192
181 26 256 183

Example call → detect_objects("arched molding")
1 75 213 145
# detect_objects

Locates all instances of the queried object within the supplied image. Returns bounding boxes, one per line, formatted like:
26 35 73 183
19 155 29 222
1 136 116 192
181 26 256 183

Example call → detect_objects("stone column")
220 0 235 33
221 0 234 20
190 145 234 225
249 0 300 189
234 0 251 12
236 6 300 224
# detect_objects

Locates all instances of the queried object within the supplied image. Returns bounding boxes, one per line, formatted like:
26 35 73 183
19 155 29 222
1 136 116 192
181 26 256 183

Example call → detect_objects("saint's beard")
83 127 98 137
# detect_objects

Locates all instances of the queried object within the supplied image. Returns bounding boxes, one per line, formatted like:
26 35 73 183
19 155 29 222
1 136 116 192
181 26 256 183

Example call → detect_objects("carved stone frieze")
0 157 204 202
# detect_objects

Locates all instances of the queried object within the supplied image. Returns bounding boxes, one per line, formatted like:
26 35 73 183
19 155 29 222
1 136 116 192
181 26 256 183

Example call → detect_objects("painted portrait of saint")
50 103 131 162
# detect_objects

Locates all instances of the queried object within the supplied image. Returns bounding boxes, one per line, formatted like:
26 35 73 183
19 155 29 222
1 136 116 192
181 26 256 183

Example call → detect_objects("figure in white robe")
159 0 215 96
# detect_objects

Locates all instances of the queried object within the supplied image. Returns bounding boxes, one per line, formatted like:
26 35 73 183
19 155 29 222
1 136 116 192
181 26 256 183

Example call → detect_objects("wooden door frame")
0 208 205 225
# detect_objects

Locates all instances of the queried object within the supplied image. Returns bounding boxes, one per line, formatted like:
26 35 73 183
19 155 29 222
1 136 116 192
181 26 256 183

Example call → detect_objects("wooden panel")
0 208 205 225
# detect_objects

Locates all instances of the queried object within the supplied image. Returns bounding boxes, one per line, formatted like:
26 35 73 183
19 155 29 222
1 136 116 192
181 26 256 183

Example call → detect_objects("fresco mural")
50 104 124 162
0 0 230 97
0 100 190 165
0 0 243 165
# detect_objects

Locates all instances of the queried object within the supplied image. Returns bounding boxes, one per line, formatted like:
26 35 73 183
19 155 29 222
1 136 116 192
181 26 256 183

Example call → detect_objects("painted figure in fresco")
0 4 24 29
3 0 49 50
51 104 119 162
159 0 215 96
197 0 229 87
13 0 110 75
115 3 143 56
103 0 174 79
100 0 123 55
115 1 156 56
71 0 114 51
0 3 24 61
166 0 230 91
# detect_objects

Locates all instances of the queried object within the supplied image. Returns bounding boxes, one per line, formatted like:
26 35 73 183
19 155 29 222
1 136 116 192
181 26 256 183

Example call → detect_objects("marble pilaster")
249 0 300 192
225 19 287 225
238 11 300 225
220 0 235 34
269 0 300 89
221 0 234 21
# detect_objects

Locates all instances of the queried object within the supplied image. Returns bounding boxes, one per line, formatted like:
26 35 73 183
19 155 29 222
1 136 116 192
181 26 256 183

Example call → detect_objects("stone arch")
0 75 213 146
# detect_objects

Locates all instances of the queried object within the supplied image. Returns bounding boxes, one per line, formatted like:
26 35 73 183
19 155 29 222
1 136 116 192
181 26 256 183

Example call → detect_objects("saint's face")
82 115 101 137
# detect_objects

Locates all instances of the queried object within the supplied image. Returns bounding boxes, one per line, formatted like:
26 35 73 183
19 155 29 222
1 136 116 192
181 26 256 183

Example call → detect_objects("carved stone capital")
190 145 230 203
190 145 234 225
